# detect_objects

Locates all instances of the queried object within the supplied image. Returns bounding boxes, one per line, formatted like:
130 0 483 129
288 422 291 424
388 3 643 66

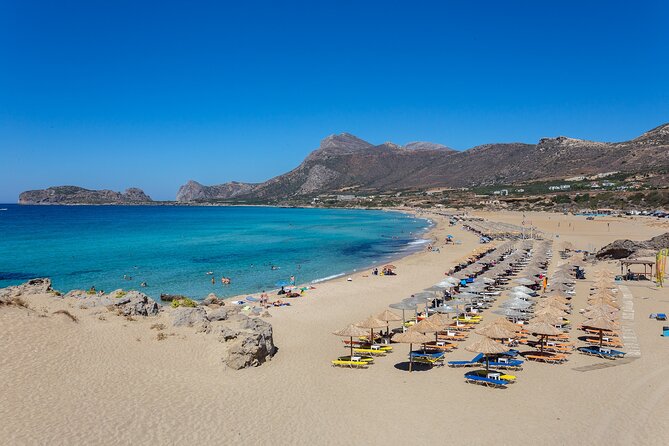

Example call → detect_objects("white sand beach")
2 211 669 445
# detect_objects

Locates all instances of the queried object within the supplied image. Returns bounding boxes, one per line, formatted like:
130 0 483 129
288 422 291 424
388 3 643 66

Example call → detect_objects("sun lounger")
524 353 568 364
438 331 468 341
425 341 457 351
331 355 371 368
584 337 623 348
482 358 524 370
577 346 626 359
448 353 484 367
343 341 392 351
353 347 388 356
410 351 445 366
657 313 667 321
464 371 509 388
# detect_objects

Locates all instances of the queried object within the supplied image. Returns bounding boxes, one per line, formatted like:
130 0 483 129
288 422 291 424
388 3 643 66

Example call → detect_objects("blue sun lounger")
447 353 484 368
464 371 508 388
481 358 524 370
410 350 445 366
578 346 626 359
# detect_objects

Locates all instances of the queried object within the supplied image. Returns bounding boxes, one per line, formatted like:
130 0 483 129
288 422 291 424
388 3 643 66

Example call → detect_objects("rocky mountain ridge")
177 123 669 201
19 186 153 205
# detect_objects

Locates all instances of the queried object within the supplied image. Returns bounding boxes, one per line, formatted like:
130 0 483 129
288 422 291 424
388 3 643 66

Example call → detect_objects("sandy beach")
2 210 669 445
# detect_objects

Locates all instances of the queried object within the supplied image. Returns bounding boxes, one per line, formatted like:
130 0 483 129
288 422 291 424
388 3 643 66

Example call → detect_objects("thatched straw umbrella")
475 324 517 345
536 300 570 312
582 317 620 347
465 336 510 371
583 307 619 320
376 309 402 339
534 306 569 319
412 317 443 345
333 324 369 357
586 302 620 315
490 317 522 333
356 316 387 344
524 321 563 352
393 329 433 372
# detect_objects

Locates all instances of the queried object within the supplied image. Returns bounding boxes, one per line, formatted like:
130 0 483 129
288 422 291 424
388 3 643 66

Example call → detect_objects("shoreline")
0 206 436 301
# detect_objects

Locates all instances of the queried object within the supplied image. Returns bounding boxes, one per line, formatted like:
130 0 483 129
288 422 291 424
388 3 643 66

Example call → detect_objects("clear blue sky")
1 0 668 202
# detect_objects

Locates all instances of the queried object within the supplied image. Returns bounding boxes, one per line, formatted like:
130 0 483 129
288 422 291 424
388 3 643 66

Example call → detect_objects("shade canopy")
390 301 417 311
356 316 387 329
582 316 619 331
524 321 563 336
375 309 401 323
465 336 510 355
475 324 517 339
393 329 432 344
333 324 369 338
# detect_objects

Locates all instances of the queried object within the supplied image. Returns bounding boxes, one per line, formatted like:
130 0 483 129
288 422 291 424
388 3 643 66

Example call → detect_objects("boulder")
116 291 160 317
207 307 230 321
596 232 669 259
0 278 53 302
219 315 275 369
172 306 209 329
202 293 223 306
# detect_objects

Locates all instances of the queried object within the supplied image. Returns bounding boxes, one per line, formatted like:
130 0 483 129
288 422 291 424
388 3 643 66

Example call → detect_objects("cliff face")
18 186 153 205
176 122 669 201
175 180 258 202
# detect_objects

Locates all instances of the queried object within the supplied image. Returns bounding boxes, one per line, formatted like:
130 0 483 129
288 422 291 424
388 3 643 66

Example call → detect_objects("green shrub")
171 298 197 308
115 291 127 298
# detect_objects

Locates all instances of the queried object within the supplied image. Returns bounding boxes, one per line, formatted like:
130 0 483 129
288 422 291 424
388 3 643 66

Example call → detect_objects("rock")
202 293 222 306
207 307 230 321
171 306 209 329
116 291 160 317
596 232 669 259
0 278 53 302
220 314 275 369
19 186 153 205
160 293 189 302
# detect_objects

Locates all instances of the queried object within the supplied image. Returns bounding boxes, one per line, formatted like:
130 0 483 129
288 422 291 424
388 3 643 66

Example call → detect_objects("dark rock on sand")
218 314 276 369
596 232 669 259
172 306 209 329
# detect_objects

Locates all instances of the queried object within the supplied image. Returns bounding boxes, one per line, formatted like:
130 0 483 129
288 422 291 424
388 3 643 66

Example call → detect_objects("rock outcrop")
596 232 669 259
0 278 53 303
19 186 153 205
217 314 275 369
176 180 257 203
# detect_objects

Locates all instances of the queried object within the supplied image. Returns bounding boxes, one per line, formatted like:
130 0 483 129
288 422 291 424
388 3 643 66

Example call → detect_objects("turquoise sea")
0 205 429 299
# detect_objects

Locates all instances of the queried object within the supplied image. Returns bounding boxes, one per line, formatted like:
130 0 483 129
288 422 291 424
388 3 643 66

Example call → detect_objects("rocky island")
19 186 153 205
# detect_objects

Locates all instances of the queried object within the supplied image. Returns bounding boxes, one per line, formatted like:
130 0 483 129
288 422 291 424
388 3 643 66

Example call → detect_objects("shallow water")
0 205 428 299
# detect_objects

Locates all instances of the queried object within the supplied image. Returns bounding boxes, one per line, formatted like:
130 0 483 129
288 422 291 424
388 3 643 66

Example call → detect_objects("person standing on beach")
260 291 268 308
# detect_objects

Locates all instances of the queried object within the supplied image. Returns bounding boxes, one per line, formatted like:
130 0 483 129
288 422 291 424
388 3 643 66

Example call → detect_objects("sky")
1 0 668 202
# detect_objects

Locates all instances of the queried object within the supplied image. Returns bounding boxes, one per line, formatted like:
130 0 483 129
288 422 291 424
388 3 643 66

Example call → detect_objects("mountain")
177 122 668 202
176 180 258 202
19 186 153 205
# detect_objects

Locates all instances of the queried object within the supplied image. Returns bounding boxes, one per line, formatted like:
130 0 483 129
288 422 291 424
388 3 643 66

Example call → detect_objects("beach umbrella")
383 264 397 270
356 316 387 344
500 298 532 310
508 291 536 301
533 306 568 320
531 313 565 326
412 317 443 344
465 336 509 371
582 316 620 347
536 299 570 312
333 324 369 357
376 309 402 337
493 308 528 321
512 285 536 295
524 321 563 352
475 324 517 344
393 329 433 372
490 317 522 332
515 277 537 286
390 301 418 330
583 307 619 320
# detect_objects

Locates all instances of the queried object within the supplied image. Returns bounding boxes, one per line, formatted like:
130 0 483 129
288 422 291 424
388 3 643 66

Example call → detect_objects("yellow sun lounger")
331 358 370 368
353 347 387 356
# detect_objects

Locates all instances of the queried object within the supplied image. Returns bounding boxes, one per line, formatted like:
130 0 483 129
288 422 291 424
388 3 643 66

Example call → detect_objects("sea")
0 205 430 300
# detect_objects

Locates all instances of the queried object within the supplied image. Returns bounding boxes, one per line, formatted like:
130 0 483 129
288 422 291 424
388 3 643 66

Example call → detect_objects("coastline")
4 210 669 444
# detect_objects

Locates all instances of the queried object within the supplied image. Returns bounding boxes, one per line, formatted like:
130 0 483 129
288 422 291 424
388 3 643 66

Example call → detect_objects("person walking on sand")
261 291 268 308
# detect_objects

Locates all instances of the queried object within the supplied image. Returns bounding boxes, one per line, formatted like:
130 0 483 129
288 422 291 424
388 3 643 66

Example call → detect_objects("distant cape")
19 186 153 205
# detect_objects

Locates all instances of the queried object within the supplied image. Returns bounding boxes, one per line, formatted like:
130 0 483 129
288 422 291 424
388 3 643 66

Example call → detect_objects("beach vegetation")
53 309 78 322
150 323 166 330
171 298 197 308
115 291 127 298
